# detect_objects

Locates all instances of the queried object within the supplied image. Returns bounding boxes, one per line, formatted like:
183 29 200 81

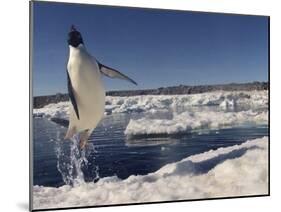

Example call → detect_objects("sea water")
33 112 268 187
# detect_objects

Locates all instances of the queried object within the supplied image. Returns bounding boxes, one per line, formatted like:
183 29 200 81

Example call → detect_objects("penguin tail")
64 126 76 140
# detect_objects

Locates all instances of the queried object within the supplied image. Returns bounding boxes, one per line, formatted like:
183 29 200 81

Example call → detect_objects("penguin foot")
79 139 87 149
78 129 93 150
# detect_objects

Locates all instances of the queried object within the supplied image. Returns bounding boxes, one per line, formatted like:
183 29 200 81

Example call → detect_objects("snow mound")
33 137 268 209
33 102 70 120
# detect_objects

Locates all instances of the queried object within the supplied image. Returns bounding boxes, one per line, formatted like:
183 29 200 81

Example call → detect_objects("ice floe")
124 110 268 136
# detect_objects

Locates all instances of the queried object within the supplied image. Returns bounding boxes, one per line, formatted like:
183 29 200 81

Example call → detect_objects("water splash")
54 130 99 186
84 139 100 182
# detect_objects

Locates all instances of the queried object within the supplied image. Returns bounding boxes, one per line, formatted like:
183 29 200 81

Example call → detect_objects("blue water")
33 113 268 187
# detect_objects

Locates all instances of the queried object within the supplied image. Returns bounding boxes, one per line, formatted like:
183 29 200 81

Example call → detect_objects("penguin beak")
68 25 84 47
70 25 76 32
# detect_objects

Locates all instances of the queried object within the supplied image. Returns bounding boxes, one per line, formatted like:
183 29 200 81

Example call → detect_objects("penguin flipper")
98 62 137 85
67 70 80 120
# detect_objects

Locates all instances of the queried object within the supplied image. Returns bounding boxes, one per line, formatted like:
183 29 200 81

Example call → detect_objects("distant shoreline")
33 81 268 109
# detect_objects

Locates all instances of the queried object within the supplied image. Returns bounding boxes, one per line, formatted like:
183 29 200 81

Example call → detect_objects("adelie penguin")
65 25 137 149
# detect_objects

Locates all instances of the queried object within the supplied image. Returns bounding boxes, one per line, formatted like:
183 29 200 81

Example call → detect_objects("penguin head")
68 25 84 47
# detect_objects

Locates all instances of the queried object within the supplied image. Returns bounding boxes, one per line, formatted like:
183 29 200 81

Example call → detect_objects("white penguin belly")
68 47 105 133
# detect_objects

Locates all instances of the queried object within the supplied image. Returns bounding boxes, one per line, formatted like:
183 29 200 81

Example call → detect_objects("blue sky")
32 1 268 96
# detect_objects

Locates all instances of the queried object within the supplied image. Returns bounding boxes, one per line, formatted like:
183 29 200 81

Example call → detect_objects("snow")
125 110 268 136
33 91 268 136
33 101 70 120
105 90 267 114
33 90 268 119
33 136 268 209
32 91 268 209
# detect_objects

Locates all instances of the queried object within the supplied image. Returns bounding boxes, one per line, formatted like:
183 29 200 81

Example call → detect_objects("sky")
32 1 269 96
